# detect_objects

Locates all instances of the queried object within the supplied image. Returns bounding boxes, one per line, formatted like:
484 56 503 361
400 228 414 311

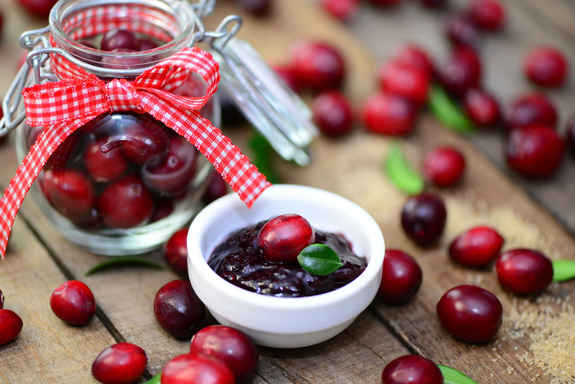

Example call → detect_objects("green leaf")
85 256 164 276
438 364 477 384
248 132 281 184
297 244 343 276
429 85 475 134
552 259 575 282
143 373 161 384
384 144 424 195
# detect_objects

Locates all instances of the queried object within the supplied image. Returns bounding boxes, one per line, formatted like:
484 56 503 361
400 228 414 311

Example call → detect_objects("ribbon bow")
0 47 270 258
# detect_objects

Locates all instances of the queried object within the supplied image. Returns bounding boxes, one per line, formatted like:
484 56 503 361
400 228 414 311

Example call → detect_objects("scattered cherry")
235 0 273 17
92 343 147 384
190 325 259 381
43 170 95 222
438 47 482 97
463 89 501 127
423 146 466 187
84 139 128 183
506 93 558 130
437 284 502 344
17 0 58 17
368 0 401 7
524 46 568 88
0 289 3 309
419 0 447 9
566 118 575 155
154 280 205 340
161 353 235 384
202 172 229 204
381 355 443 384
257 214 314 262
395 44 435 77
505 125 565 178
362 92 417 136
50 280 96 326
290 41 346 92
401 193 447 247
273 65 301 93
496 249 553 295
0 309 23 345
101 30 140 52
379 249 422 305
312 91 354 137
449 226 504 268
446 13 480 49
469 0 506 31
321 0 359 21
378 60 430 103
164 229 189 277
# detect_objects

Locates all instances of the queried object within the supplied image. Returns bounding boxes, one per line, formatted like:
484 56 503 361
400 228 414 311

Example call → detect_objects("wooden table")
1 1 574 383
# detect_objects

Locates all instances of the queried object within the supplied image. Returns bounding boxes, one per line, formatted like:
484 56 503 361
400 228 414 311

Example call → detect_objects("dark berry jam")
208 221 366 297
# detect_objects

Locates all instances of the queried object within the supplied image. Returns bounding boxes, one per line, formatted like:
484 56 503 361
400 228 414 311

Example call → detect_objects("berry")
17 0 57 17
0 289 3 309
0 309 23 345
496 249 553 295
42 170 95 222
381 355 443 384
395 45 435 76
362 92 417 136
469 0 506 31
257 214 314 262
92 343 147 384
506 93 558 130
419 0 448 9
401 193 447 247
438 48 482 97
463 89 501 127
151 198 174 222
101 30 140 51
164 229 189 277
290 42 346 92
446 13 480 48
236 0 273 17
98 176 154 228
449 226 504 268
50 281 96 326
437 285 502 344
566 118 575 155
379 249 422 305
369 0 401 7
378 60 430 103
273 65 301 93
524 46 568 88
423 146 466 187
312 91 354 137
505 125 565 178
161 354 235 384
202 172 228 204
321 0 359 21
84 139 128 183
137 39 159 51
190 325 259 381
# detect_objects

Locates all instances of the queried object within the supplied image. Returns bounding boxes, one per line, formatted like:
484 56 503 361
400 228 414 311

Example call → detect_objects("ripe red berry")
202 172 228 205
101 30 140 51
17 0 58 17
469 0 506 31
190 325 259 381
257 214 314 262
369 0 401 7
161 353 235 384
84 139 128 183
506 93 558 130
290 41 346 92
437 285 502 344
381 355 443 384
235 0 273 17
423 146 466 187
273 65 301 93
524 46 569 88
98 176 154 228
438 47 482 97
505 125 565 178
496 249 553 295
463 89 501 127
395 44 435 77
42 170 95 222
320 0 359 21
378 60 430 103
379 249 422 305
92 343 147 384
164 229 189 277
449 226 504 268
50 280 96 326
419 0 448 9
446 13 480 49
566 118 575 155
312 91 354 137
401 194 447 247
0 289 4 309
0 309 23 345
362 92 417 136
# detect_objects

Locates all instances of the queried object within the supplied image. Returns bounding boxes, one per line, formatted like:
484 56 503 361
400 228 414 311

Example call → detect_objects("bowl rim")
187 184 385 311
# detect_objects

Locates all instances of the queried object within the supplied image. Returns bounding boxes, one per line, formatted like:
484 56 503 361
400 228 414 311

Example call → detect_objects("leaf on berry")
438 364 477 384
552 259 575 282
298 244 343 276
429 85 475 134
384 144 424 195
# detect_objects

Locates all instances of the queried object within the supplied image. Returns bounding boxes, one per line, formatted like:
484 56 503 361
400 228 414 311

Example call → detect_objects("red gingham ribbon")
0 47 270 258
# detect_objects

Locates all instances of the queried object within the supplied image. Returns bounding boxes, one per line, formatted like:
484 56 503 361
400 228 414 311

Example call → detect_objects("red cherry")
312 91 354 137
419 0 448 9
161 353 235 384
401 193 447 247
463 89 501 127
164 229 189 277
154 280 205 340
496 249 553 295
137 38 159 51
524 46 568 88
50 280 96 326
369 0 401 7
0 309 23 345
202 172 229 204
437 285 502 344
362 92 417 136
378 60 430 103
101 30 140 51
395 45 435 77
506 93 558 130
566 117 575 155
190 325 259 381
505 125 565 178
98 176 154 228
92 343 147 384
84 139 128 183
320 0 359 21
438 47 482 97
379 249 422 305
0 289 4 309
151 198 175 222
235 0 273 17
257 214 314 262
273 65 301 92
423 146 466 187
42 170 95 221
290 41 346 92
17 0 57 17
381 355 443 384
45 131 81 170
449 226 504 268
469 0 506 31
446 13 480 49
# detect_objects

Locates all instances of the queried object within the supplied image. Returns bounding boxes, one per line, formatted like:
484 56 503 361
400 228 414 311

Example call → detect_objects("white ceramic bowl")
187 184 385 348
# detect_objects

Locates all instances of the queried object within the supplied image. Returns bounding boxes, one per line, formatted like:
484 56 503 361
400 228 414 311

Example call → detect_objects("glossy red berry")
43 170 95 222
154 280 205 340
151 198 175 222
98 176 154 228
437 285 502 344
506 125 565 178
378 60 430 103
290 42 346 92
506 93 558 130
369 0 401 7
84 139 128 183
395 45 435 77
161 353 235 384
320 0 359 21
401 193 447 247
362 92 417 136
101 30 140 51
449 226 504 268
273 65 301 93
257 214 314 262
312 91 354 137
423 147 466 187
236 0 272 17
566 118 575 155
438 48 482 97
419 0 447 9
463 89 501 127
524 46 568 88
496 249 553 295
469 0 505 31
164 229 189 277
50 280 96 326
18 0 57 17
202 172 228 204
446 14 480 48
0 309 23 345
190 325 259 381
381 355 443 384
92 343 147 384
137 38 159 51
379 249 422 305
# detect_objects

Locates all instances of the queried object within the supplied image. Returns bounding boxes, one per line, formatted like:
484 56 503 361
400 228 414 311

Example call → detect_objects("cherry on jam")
496 249 553 295
97 176 154 229
92 343 147 384
100 30 140 52
524 46 569 88
423 146 466 187
505 93 558 130
257 214 314 262
164 228 189 277
0 309 23 346
312 91 354 137
469 0 506 32
42 170 95 222
290 41 346 92
84 139 128 183
362 92 417 136
161 353 235 384
50 280 96 326
381 355 443 384
379 249 422 305
463 89 501 128
401 193 447 247
449 226 504 268
378 60 430 104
